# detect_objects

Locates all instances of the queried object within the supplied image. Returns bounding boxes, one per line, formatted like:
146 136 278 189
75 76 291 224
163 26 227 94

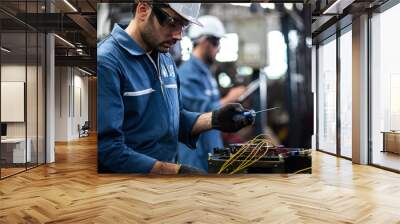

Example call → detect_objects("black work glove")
178 164 206 175
211 103 255 133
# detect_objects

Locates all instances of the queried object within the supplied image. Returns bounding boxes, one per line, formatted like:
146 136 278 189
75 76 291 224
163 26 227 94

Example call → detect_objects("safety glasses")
152 5 190 31
207 36 221 48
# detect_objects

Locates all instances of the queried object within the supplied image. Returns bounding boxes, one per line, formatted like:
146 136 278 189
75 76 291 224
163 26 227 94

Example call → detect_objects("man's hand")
150 161 180 174
220 86 246 105
178 164 206 175
211 103 254 132
150 162 206 175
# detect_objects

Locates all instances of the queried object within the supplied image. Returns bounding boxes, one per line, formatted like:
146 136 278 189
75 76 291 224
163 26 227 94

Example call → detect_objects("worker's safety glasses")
207 36 220 48
152 6 190 31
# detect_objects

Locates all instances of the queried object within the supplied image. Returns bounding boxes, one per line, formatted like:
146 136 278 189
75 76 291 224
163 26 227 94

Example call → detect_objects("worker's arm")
173 68 253 136
190 112 212 136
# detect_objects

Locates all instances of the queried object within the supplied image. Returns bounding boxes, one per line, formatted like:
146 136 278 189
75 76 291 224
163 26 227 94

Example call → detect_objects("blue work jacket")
177 56 224 172
97 24 200 173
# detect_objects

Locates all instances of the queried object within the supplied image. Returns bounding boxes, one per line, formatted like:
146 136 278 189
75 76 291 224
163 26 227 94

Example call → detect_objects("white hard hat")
168 3 202 27
188 15 225 39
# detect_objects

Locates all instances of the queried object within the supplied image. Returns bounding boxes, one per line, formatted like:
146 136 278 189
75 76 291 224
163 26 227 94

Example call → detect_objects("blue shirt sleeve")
176 67 201 149
97 54 157 173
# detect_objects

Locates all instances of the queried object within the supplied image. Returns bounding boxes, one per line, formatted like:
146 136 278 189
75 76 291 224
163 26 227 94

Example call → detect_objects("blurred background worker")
177 15 247 172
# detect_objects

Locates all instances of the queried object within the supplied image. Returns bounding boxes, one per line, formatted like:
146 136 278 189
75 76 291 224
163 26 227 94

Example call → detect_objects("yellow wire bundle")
218 134 275 174
217 134 312 175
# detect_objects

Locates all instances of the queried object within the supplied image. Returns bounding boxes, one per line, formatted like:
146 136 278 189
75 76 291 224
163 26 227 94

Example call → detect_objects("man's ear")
136 3 151 22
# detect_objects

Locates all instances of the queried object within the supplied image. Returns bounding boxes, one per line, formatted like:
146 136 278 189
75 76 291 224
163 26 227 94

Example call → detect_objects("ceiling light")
230 3 251 7
322 0 354 14
218 72 233 88
63 0 78 12
1 47 11 53
216 33 239 63
260 3 275 10
284 3 294 10
54 34 75 48
237 66 254 76
78 67 92 76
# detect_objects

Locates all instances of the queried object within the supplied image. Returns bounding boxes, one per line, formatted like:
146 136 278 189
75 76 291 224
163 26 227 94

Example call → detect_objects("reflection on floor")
373 150 400 171
0 167 25 178
0 163 43 179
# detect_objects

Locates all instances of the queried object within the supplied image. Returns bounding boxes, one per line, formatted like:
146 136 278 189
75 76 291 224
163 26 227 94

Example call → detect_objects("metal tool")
252 107 280 114
233 107 280 123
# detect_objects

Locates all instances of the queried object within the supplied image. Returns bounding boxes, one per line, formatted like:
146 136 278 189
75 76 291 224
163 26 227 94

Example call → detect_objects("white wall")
1 65 26 140
54 67 89 141
71 72 89 138
55 66 69 141
1 65 26 81
1 65 39 138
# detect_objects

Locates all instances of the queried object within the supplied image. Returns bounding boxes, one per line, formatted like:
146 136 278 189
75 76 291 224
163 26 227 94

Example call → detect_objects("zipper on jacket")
146 53 171 133
146 53 165 96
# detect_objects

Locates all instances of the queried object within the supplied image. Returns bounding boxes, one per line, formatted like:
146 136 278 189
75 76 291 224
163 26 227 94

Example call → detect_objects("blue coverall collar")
111 24 145 56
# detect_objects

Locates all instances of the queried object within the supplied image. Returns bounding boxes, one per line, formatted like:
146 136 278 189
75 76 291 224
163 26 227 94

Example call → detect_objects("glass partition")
339 29 352 158
0 0 46 179
1 30 28 177
317 37 337 154
371 4 400 171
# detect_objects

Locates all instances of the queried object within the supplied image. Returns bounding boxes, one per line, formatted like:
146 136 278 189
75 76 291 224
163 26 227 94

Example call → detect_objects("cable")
288 167 312 176
229 141 267 174
229 143 270 174
217 134 313 175
217 135 265 174
218 134 275 174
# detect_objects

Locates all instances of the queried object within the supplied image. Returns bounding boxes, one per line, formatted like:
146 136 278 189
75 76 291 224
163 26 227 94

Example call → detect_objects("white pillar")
46 32 55 163
45 0 55 163
352 14 369 164
312 45 317 150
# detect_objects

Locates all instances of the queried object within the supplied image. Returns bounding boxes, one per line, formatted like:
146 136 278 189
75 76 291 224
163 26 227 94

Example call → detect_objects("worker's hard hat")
188 15 225 39
168 3 202 27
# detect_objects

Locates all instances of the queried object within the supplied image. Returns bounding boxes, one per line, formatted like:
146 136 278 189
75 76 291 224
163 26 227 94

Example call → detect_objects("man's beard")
204 50 215 65
140 17 168 53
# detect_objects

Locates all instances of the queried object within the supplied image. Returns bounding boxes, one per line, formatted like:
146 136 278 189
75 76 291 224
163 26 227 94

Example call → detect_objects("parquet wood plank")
0 135 399 223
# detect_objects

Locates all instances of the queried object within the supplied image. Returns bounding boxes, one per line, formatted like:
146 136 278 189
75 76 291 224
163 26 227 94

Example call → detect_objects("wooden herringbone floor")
1 135 400 224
